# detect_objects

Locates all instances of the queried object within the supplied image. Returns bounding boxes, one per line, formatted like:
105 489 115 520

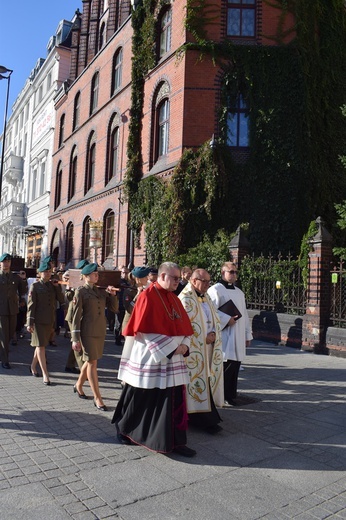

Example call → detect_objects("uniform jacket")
0 270 28 316
27 280 65 325
71 284 119 342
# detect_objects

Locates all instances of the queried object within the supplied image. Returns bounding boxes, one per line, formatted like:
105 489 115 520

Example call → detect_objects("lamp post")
0 65 13 206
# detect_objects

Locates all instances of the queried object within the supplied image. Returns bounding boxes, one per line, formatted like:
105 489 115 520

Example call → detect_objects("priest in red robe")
111 262 196 457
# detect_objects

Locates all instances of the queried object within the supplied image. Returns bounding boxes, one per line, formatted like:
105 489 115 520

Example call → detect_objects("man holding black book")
208 262 252 406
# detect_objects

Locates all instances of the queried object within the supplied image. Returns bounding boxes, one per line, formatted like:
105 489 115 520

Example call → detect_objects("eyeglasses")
224 270 238 275
166 274 180 282
194 278 211 284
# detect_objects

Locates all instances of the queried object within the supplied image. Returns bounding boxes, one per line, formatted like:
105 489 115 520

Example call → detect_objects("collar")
219 279 235 289
194 288 207 302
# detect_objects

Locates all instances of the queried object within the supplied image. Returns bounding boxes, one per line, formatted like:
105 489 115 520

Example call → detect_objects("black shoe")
29 366 41 377
2 362 11 369
173 445 197 457
224 399 238 407
73 385 88 399
94 399 107 411
117 433 132 445
204 424 223 435
65 367 80 374
43 380 51 386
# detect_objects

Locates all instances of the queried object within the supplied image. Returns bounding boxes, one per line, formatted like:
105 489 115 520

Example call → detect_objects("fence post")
302 217 332 354
228 226 250 267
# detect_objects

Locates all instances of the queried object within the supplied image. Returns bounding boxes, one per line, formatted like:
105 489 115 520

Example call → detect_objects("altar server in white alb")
208 262 252 406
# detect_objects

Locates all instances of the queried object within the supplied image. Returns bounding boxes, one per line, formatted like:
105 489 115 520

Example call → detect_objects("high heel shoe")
43 380 51 386
29 366 40 377
94 399 107 411
73 385 88 400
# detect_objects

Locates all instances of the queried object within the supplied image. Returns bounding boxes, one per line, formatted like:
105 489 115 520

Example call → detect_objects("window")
159 8 172 58
58 114 65 148
85 134 96 193
151 82 170 166
99 22 106 50
38 84 43 103
82 217 91 260
157 99 169 158
65 223 74 264
90 72 99 115
106 115 120 184
111 48 122 95
39 162 46 196
47 72 52 90
68 147 78 201
54 162 63 209
103 210 115 260
31 168 38 201
73 92 81 131
227 0 256 38
227 95 249 147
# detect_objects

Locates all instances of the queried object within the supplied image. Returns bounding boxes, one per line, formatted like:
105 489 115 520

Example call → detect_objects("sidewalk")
0 333 345 520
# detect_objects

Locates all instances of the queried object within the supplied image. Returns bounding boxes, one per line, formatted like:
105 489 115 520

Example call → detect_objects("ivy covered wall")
125 0 346 264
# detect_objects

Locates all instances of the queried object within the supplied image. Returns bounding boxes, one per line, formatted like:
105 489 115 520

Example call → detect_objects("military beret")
149 267 158 274
76 259 90 269
37 261 52 272
43 255 54 263
131 266 150 278
81 262 98 275
0 253 12 262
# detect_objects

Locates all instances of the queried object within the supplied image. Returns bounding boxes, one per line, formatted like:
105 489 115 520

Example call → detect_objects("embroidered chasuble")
179 283 224 412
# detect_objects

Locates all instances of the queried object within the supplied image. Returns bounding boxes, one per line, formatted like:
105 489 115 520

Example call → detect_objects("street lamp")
0 65 13 206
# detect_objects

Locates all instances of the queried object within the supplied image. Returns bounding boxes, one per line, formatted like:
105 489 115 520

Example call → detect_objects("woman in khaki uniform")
71 263 119 411
26 260 65 385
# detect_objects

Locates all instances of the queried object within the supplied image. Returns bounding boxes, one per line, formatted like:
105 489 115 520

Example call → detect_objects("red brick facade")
48 0 294 269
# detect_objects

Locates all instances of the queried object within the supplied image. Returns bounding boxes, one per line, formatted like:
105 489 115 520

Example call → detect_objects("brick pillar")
228 226 250 268
302 217 332 353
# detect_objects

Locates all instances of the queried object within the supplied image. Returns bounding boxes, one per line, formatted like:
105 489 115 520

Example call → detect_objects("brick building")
48 0 295 268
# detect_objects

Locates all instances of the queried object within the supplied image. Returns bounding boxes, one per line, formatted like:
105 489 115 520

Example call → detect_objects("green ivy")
124 0 346 261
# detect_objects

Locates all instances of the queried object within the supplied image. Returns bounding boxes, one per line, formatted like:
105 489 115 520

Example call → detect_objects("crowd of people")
0 252 252 458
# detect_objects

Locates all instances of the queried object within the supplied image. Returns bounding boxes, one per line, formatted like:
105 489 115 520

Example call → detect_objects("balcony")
4 154 24 185
0 200 26 228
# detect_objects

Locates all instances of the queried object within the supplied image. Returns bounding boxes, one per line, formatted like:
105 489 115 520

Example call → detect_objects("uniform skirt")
80 336 105 362
30 323 54 347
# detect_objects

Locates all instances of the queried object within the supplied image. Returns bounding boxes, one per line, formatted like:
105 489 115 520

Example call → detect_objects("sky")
0 0 82 124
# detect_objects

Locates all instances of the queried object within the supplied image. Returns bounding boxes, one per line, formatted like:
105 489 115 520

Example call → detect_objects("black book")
218 299 242 320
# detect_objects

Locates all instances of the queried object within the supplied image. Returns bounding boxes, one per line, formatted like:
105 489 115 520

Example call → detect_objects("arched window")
227 94 249 147
54 161 63 210
85 133 96 194
99 22 106 50
65 222 74 265
58 114 65 148
90 72 99 115
73 91 81 131
227 0 256 38
106 113 120 184
103 210 115 260
159 8 172 58
151 82 170 166
82 216 91 260
68 146 78 201
111 48 122 95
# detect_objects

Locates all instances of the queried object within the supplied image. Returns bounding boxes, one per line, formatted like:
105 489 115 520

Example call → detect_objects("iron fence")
240 253 306 315
330 261 346 328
